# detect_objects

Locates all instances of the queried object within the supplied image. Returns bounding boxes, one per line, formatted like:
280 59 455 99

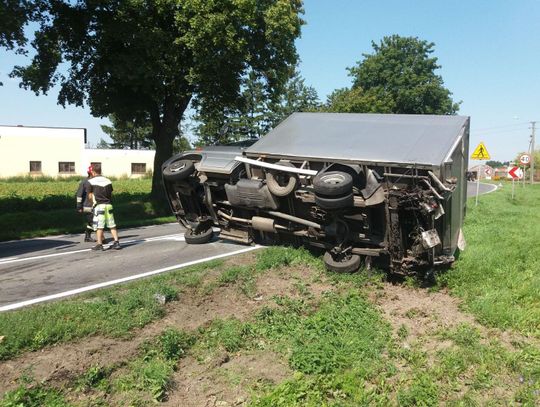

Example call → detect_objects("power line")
470 127 531 136
473 122 531 132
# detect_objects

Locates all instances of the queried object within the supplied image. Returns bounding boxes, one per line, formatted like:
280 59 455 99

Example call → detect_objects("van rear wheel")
323 251 361 273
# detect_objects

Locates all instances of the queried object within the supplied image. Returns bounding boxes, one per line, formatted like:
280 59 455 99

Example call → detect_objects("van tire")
315 193 354 210
323 252 361 273
184 227 213 244
163 159 194 181
313 171 353 196
266 161 298 197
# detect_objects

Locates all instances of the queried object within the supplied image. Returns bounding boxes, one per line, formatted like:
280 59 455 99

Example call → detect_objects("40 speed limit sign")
519 154 531 165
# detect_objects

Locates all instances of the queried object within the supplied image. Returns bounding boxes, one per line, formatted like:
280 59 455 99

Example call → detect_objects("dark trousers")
85 212 94 236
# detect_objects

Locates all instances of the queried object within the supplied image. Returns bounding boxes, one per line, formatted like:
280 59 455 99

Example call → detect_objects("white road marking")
0 248 90 265
0 245 262 312
480 182 498 194
0 233 185 265
0 223 179 244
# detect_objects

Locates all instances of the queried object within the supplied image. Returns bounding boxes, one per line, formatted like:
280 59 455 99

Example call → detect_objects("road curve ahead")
467 181 498 198
0 223 254 311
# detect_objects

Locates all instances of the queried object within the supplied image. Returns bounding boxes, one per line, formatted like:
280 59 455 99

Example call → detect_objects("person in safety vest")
86 166 121 251
76 165 95 242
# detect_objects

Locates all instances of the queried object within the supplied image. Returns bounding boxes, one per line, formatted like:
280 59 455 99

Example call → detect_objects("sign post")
475 165 481 206
519 154 530 188
508 166 524 199
470 142 491 206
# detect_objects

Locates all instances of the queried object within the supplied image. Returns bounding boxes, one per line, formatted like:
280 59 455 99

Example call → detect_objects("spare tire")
266 161 298 197
323 251 361 273
163 159 194 181
313 171 353 196
315 193 354 210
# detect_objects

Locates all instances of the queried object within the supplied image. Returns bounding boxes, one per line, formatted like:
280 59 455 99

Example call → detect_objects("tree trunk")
150 128 175 199
149 97 190 200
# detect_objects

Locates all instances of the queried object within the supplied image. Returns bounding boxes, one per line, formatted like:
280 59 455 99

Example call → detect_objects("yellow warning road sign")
471 142 491 160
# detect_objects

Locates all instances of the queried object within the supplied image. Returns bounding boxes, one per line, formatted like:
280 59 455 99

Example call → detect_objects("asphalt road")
0 181 497 311
467 181 498 197
0 223 256 311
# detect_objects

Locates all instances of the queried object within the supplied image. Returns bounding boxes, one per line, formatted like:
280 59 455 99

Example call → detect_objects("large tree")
12 0 304 197
326 35 459 115
194 69 319 145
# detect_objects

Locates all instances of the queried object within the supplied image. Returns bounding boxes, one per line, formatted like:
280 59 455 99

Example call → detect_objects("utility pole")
531 121 536 184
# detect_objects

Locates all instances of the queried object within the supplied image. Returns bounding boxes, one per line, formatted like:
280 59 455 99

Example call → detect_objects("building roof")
245 113 469 166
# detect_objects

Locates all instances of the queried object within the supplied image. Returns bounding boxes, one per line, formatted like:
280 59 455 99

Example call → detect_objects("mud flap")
457 228 466 251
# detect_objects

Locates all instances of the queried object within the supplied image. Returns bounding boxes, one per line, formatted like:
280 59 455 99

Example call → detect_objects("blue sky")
1 0 539 161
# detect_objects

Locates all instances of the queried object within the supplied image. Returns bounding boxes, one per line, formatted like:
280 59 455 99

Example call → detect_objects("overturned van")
162 113 470 275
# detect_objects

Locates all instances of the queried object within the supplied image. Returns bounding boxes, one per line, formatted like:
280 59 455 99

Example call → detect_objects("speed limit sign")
519 154 531 165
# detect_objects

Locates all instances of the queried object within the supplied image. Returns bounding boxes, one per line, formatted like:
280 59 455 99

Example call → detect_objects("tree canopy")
194 69 320 145
0 0 36 85
100 114 191 152
326 35 460 115
0 0 30 51
12 0 304 196
100 115 153 150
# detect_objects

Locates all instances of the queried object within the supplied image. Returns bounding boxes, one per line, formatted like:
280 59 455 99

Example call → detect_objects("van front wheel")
184 227 213 244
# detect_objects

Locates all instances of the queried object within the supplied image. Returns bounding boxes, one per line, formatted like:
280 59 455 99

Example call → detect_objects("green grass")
2 327 195 406
113 328 196 403
439 184 540 337
0 260 222 360
0 178 174 241
2 241 539 405
1 385 70 407
254 245 324 272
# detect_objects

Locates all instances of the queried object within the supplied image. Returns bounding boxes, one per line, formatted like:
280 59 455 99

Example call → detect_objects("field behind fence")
0 178 174 241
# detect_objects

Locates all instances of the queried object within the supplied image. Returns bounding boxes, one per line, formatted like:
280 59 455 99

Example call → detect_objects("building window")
90 162 102 174
58 162 75 174
131 163 146 174
29 161 42 173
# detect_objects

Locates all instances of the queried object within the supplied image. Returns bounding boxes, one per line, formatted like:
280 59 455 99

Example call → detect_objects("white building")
0 125 155 178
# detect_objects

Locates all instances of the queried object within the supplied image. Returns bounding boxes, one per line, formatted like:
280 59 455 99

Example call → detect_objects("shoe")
111 241 122 250
91 244 104 251
84 237 95 242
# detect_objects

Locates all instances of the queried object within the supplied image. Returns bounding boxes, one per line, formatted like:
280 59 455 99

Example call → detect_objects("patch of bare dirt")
372 282 530 404
164 350 291 407
373 283 478 340
0 256 332 397
371 282 537 354
0 335 145 394
223 252 258 268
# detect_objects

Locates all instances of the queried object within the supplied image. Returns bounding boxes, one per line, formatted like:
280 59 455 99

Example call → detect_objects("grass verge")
439 184 540 337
